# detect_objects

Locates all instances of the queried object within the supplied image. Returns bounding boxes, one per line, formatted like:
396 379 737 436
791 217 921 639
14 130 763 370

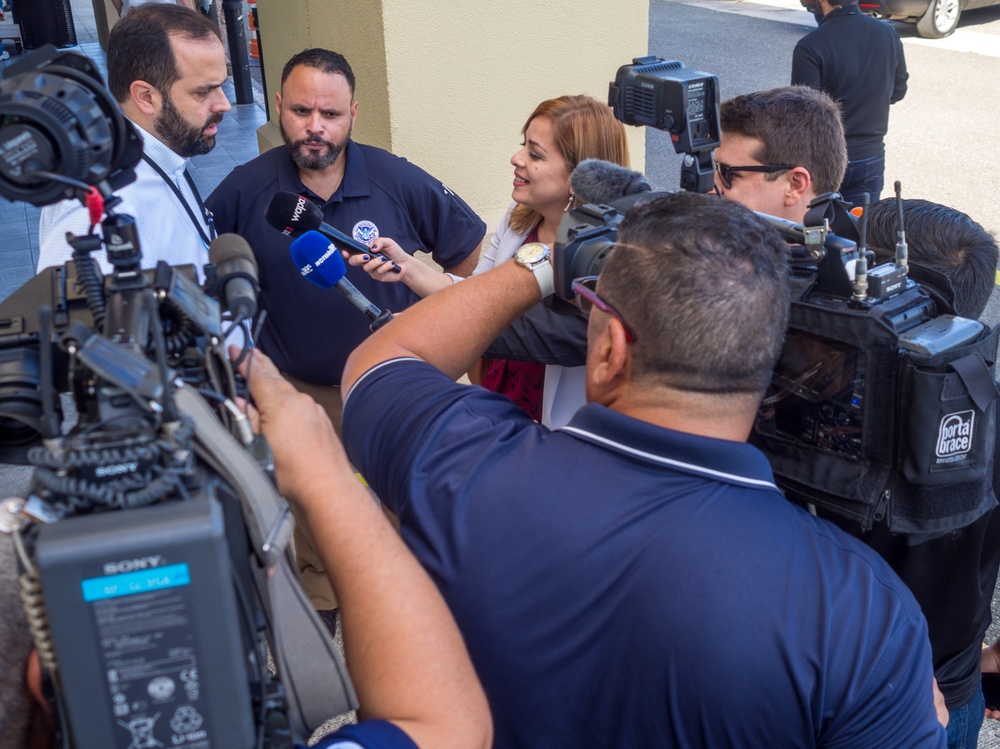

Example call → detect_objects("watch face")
516 242 549 264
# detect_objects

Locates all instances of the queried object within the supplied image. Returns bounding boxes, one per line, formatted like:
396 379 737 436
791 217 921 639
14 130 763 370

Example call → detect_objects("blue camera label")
82 563 191 602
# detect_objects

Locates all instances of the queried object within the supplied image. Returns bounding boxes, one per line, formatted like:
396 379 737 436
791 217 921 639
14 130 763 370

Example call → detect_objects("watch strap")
533 259 555 298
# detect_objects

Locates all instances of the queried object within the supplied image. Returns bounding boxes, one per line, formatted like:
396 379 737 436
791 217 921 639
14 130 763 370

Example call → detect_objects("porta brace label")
936 409 975 463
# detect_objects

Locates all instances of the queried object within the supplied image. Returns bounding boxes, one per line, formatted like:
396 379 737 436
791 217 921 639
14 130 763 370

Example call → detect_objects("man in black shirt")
792 0 907 206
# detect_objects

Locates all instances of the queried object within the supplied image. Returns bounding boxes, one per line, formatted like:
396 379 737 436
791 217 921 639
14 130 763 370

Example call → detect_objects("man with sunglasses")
714 86 848 223
286 191 946 747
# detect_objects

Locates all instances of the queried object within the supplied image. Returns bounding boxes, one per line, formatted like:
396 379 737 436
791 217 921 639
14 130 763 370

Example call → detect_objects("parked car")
858 0 1000 38
803 0 1000 38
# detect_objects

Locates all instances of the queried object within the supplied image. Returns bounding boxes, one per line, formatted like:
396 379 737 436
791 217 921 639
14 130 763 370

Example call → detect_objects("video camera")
0 47 354 748
551 58 999 540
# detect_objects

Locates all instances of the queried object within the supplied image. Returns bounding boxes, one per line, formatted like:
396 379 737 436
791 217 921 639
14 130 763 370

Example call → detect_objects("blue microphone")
290 231 394 329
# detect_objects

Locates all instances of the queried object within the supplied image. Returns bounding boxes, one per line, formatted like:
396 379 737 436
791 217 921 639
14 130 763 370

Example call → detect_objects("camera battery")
34 497 255 749
867 262 908 300
898 314 984 357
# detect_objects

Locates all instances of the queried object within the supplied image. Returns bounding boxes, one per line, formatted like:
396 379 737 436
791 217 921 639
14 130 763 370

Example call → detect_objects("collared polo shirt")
343 358 946 749
206 142 485 384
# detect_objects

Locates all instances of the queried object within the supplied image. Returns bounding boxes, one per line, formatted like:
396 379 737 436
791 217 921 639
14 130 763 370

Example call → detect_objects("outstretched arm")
343 237 455 298
240 350 492 749
342 259 543 392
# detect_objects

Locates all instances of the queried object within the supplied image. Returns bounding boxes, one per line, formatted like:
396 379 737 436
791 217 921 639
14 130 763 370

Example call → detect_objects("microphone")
264 191 402 274
208 233 259 319
290 230 394 330
570 159 651 206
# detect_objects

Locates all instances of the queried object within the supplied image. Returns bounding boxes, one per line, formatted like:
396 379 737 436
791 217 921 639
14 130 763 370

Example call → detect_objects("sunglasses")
715 161 794 190
571 276 637 343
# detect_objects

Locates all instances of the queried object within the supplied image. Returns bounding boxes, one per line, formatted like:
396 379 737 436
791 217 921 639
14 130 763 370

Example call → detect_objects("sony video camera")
0 47 354 748
751 194 998 540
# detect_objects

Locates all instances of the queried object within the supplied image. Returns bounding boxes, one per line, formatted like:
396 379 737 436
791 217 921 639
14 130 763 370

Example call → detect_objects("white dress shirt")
37 121 211 280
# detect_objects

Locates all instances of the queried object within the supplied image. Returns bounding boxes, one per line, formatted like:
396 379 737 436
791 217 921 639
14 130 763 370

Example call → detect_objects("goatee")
280 120 350 172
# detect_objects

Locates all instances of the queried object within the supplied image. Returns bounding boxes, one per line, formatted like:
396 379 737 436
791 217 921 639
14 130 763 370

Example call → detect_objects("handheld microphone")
208 233 259 319
570 159 652 206
264 191 402 274
290 231 394 330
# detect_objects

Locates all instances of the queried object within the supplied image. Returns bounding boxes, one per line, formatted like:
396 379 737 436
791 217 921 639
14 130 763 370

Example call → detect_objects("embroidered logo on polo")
935 410 975 463
353 220 379 245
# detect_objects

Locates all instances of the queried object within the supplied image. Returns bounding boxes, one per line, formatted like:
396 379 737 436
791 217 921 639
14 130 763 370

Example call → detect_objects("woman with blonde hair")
349 94 629 423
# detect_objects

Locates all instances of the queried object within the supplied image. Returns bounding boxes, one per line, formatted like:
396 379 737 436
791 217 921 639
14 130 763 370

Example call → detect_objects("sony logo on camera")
103 555 165 576
936 410 975 461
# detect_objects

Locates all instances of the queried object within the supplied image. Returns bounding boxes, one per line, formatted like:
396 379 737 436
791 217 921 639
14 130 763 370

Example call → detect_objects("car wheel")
915 0 961 37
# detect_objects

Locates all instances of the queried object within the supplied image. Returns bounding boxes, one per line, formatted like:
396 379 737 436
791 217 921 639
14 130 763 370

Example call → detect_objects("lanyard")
141 153 217 247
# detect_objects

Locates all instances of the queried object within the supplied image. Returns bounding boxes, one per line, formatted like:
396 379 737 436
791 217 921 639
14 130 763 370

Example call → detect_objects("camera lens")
0 347 45 446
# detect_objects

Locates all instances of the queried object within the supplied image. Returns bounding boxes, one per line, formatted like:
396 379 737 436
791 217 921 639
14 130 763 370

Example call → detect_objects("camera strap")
141 154 216 247
173 384 357 736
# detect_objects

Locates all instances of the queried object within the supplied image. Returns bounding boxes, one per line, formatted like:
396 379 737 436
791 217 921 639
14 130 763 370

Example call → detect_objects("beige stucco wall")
255 0 648 230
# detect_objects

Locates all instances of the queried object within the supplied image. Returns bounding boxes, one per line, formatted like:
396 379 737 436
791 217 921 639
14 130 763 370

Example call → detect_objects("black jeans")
839 153 886 208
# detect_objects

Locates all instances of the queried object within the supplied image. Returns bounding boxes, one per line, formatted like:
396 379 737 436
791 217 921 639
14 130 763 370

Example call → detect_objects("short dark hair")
281 48 355 96
720 86 847 195
107 4 221 103
599 192 791 394
866 198 998 318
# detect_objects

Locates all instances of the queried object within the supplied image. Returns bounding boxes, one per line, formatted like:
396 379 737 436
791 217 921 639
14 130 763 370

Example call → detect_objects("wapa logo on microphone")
292 196 308 222
282 195 310 236
936 410 975 463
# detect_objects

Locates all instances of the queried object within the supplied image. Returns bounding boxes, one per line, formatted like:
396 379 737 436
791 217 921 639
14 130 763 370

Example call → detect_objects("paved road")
646 0 1000 242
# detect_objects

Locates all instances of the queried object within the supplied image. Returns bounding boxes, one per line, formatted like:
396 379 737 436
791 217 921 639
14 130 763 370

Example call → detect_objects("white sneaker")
0 50 10 62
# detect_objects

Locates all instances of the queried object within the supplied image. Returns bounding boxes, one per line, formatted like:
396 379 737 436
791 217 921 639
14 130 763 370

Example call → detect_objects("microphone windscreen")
571 159 649 206
209 232 258 273
264 191 324 238
290 230 347 289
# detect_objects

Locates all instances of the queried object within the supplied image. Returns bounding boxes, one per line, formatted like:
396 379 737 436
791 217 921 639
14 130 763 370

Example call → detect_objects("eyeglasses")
715 161 794 190
571 276 637 343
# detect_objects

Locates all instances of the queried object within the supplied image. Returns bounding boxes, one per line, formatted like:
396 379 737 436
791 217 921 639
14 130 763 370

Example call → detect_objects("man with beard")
206 49 485 626
37 4 230 278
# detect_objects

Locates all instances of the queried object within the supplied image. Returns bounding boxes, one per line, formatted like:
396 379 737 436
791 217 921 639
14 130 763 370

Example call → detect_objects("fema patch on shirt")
353 220 379 246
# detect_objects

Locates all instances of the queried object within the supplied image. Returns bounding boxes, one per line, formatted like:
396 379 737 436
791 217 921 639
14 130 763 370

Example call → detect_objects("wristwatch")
514 242 554 298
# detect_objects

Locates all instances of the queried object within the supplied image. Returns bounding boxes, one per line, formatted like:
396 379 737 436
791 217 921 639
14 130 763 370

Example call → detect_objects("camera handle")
679 150 716 194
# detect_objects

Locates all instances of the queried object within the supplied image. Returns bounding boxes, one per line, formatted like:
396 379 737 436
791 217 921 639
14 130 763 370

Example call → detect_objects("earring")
564 192 575 212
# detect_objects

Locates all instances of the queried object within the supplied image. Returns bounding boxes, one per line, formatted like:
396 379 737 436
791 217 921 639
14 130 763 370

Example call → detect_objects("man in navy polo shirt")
336 192 946 747
206 47 484 416
207 48 484 619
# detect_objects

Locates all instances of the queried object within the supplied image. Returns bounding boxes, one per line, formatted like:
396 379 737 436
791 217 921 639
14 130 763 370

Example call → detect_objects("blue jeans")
947 687 985 749
839 153 886 208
